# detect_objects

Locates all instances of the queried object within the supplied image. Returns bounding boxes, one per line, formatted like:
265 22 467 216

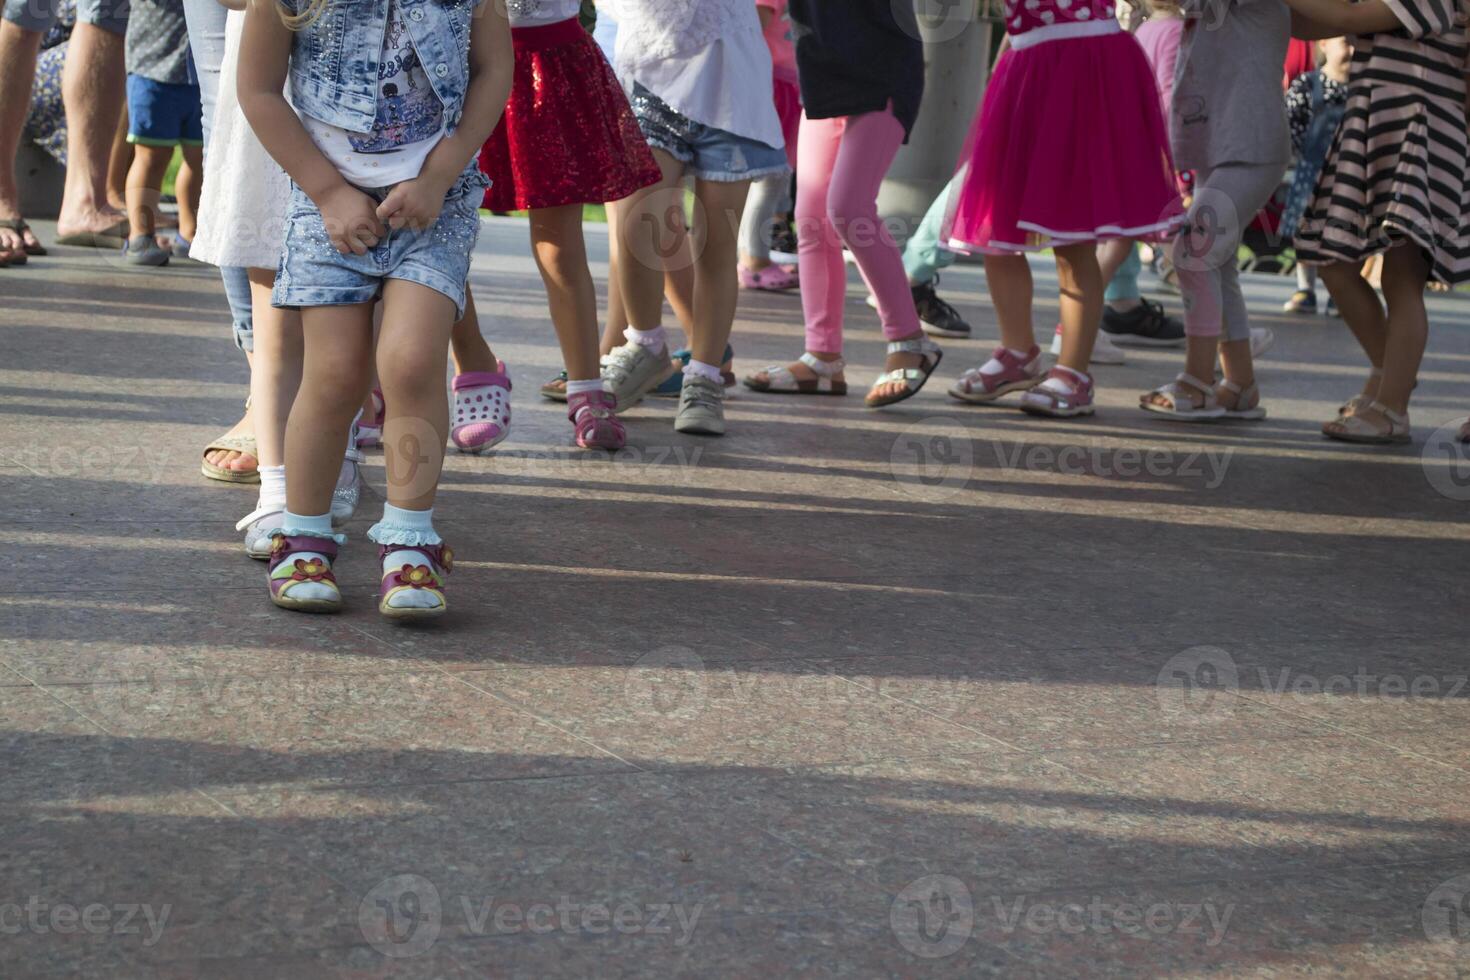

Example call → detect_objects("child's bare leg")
247 269 303 469
376 281 456 512
689 178 750 368
124 144 171 240
288 304 374 514
449 287 500 374
602 201 629 355
1053 242 1103 374
176 145 204 243
1320 259 1388 400
1374 243 1430 415
530 204 601 380
982 253 1036 352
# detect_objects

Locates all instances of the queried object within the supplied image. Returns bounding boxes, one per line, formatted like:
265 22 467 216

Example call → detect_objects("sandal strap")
378 541 454 575
235 506 284 533
874 367 924 386
1175 373 1215 397
1367 401 1409 428
798 352 845 377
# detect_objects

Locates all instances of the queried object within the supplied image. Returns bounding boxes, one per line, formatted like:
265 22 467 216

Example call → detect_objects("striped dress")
1293 0 1470 284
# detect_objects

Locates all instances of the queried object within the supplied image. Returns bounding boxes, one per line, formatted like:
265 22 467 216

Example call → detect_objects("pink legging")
797 108 920 354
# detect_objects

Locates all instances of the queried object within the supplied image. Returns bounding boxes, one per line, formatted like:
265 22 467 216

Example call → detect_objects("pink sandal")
357 388 384 449
1020 367 1096 418
949 345 1044 404
451 362 512 454
739 263 800 291
568 390 626 450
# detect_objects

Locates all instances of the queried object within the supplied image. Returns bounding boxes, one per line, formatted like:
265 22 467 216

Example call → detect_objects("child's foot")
739 263 800 291
743 352 847 395
378 542 452 621
124 234 170 267
268 536 343 614
451 363 512 454
866 336 944 408
675 375 726 436
949 345 1043 404
1101 299 1185 348
568 390 626 450
1020 366 1096 418
1140 372 1224 420
602 337 675 409
541 370 569 402
1216 379 1267 421
1283 289 1317 314
1322 401 1411 445
1338 367 1383 418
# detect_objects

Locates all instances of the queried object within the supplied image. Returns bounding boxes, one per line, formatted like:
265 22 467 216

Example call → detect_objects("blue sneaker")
654 345 734 398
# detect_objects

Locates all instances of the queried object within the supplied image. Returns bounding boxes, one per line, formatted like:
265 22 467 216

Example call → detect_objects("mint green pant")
902 174 960 286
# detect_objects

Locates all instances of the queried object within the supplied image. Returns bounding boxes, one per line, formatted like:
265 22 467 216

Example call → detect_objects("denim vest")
288 0 475 136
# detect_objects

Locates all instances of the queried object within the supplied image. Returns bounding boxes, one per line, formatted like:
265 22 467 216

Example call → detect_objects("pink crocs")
451 363 512 454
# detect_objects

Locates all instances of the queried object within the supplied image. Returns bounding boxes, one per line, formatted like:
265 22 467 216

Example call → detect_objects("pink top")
1001 0 1118 36
756 0 798 84
1133 17 1183 121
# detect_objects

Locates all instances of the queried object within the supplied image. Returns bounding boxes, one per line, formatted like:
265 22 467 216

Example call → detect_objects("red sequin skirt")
478 17 660 212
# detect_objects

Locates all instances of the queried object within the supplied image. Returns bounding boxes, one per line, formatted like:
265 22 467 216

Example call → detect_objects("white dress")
191 10 292 271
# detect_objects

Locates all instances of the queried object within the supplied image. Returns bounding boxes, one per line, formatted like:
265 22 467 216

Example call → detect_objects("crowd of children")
10 0 1468 620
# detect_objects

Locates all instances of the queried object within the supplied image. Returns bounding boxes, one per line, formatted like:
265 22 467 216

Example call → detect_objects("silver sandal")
743 352 848 395
866 337 943 408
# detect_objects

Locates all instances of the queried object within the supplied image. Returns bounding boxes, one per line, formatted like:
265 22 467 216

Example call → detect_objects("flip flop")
53 219 130 250
0 218 46 256
201 433 260 484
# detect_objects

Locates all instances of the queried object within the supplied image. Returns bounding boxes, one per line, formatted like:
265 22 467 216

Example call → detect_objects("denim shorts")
3 0 128 35
126 75 204 147
630 83 789 183
272 168 489 319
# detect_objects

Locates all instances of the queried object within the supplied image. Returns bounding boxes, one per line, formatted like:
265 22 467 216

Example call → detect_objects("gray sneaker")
124 234 170 267
674 375 726 436
601 340 674 408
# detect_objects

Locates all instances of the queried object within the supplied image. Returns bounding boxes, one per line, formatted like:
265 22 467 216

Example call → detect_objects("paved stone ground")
2 217 1469 977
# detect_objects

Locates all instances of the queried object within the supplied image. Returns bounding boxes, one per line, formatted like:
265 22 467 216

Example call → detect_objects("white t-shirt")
506 0 581 26
304 0 447 186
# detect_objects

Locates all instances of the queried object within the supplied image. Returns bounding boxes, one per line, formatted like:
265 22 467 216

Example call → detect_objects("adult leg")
0 20 43 252
56 21 129 239
203 267 260 476
248 269 303 471
106 107 131 213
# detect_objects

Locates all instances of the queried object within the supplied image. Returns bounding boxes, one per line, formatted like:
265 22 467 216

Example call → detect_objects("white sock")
1005 346 1033 360
374 504 443 610
566 378 605 396
626 326 667 351
257 465 287 514
278 510 337 601
684 359 724 384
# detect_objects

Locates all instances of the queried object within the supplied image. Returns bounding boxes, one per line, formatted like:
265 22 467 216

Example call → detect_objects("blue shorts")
3 0 128 35
630 83 789 183
272 169 488 319
126 75 204 147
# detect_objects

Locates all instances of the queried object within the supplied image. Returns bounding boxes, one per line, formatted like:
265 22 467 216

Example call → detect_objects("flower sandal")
268 535 343 614
1140 372 1225 422
451 362 512 455
568 389 626 450
1021 367 1096 418
378 542 453 621
1322 400 1411 445
949 345 1043 404
865 337 944 408
744 352 847 395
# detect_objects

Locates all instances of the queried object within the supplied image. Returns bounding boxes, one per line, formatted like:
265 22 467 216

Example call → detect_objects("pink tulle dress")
944 0 1183 254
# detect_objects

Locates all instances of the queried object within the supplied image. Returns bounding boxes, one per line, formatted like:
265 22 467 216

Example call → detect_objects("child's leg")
982 254 1036 352
176 144 204 243
1320 258 1388 400
1053 242 1104 374
288 304 375 515
124 143 171 239
739 173 785 270
688 176 752 369
530 204 602 380
449 286 501 375
795 114 845 359
1375 242 1430 415
376 281 457 511
613 149 686 336
248 269 303 473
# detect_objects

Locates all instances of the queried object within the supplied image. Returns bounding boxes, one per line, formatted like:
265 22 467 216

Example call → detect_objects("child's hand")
318 185 387 255
376 175 455 233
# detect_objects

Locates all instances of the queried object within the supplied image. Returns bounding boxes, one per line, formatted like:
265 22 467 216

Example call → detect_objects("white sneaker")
1050 325 1126 366
1250 327 1275 359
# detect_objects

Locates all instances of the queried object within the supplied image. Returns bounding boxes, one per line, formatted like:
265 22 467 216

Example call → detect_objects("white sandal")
866 337 943 408
236 506 284 560
1218 379 1267 421
743 352 848 395
1323 400 1411 445
1140 373 1226 421
1339 367 1383 417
